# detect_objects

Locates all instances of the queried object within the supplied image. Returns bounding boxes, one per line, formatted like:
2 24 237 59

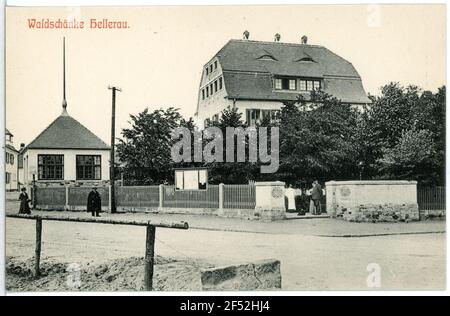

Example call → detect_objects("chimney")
274 33 281 42
301 35 308 44
20 143 25 149
243 30 250 40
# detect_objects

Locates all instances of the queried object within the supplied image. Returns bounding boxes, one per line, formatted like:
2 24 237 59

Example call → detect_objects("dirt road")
6 217 445 290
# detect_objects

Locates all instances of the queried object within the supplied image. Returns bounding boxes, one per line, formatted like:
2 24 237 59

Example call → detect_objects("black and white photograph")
0 1 447 299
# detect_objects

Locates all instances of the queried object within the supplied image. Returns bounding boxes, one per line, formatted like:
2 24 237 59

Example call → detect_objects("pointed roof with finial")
26 38 109 150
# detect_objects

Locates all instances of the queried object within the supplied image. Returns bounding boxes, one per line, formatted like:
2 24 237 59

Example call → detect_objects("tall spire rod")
62 37 67 113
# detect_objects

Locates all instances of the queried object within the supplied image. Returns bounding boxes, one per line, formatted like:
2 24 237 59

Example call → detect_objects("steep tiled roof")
26 114 110 150
214 39 370 104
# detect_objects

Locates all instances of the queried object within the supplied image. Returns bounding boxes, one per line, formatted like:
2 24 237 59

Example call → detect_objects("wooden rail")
6 214 189 290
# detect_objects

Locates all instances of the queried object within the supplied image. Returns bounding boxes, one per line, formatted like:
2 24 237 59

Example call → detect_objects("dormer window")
296 56 315 62
257 54 277 61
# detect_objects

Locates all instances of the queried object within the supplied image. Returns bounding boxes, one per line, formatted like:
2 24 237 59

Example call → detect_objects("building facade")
5 129 19 191
195 35 370 126
21 110 110 187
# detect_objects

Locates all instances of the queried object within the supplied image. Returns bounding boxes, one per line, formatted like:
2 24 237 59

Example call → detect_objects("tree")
358 83 445 185
206 107 259 184
117 107 192 185
278 91 360 186
377 128 436 183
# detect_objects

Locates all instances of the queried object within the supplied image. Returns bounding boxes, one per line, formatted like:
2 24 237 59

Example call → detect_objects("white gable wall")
5 147 18 191
23 148 110 185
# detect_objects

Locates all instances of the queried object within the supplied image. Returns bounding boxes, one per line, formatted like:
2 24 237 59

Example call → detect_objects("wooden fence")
417 186 445 211
6 213 188 290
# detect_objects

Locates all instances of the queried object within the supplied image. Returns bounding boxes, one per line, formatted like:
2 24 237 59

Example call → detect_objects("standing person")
87 187 102 217
18 187 31 215
285 184 296 212
311 180 323 215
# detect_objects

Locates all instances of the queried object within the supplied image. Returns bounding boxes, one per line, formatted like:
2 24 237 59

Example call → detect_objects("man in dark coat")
311 180 323 215
18 187 31 215
87 187 101 217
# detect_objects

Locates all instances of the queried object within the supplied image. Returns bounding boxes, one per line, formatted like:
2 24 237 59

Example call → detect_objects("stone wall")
342 203 419 222
326 180 419 222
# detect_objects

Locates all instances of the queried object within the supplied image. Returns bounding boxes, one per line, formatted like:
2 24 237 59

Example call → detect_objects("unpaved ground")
6 217 446 290
6 256 213 292
5 204 446 237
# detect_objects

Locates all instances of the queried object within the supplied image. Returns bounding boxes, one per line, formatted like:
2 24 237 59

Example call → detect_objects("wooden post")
159 184 164 210
65 186 69 210
35 218 42 277
219 183 224 210
32 174 36 210
144 225 156 291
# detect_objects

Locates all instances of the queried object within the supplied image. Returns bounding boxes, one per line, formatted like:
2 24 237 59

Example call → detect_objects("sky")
5 4 446 147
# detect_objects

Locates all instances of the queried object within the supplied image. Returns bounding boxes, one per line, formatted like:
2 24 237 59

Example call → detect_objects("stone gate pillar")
255 181 286 221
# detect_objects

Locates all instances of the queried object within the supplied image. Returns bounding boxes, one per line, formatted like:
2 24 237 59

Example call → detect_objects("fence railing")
162 185 220 209
116 186 159 208
34 183 257 212
223 184 256 209
417 186 445 211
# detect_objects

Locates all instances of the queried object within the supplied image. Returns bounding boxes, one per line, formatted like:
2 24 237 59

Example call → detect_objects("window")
299 79 321 91
202 89 205 100
299 80 307 91
246 109 261 126
5 152 9 164
275 79 282 90
214 80 218 92
219 77 223 90
210 83 214 95
206 86 209 97
10 154 14 165
210 64 213 73
247 109 280 125
76 155 101 180
206 68 209 75
175 169 208 190
214 61 217 69
5 172 10 184
38 155 64 180
314 81 321 90
289 79 296 90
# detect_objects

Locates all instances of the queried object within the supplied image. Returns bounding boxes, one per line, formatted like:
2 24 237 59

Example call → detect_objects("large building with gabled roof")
195 33 370 126
20 38 110 186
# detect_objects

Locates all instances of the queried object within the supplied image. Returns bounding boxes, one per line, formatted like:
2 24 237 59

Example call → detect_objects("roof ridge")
25 114 110 151
229 39 325 49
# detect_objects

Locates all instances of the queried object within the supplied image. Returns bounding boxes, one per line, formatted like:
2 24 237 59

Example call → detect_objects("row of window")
37 154 102 180
274 78 321 91
201 76 223 100
5 152 15 165
204 109 280 127
246 109 280 126
205 60 218 76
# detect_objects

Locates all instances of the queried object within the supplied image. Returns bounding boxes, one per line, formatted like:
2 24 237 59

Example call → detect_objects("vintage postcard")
2 2 447 299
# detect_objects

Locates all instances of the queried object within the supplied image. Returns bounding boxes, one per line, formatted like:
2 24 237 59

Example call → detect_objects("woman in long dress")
19 187 31 215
